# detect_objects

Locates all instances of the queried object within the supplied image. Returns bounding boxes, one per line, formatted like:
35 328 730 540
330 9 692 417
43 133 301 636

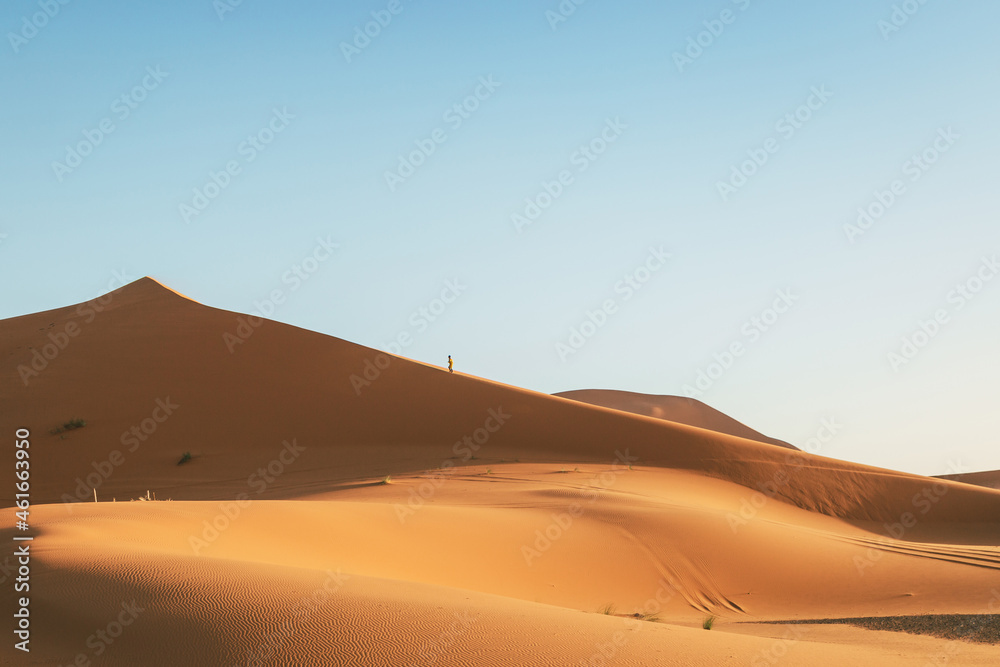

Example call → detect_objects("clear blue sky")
3 0 998 476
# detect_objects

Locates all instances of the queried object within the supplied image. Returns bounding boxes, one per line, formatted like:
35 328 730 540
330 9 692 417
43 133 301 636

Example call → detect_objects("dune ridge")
936 469 1000 491
554 388 798 450
2 277 999 666
4 278 998 524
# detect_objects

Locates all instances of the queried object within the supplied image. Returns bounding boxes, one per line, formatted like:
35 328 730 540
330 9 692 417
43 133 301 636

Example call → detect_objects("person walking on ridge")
448 355 454 373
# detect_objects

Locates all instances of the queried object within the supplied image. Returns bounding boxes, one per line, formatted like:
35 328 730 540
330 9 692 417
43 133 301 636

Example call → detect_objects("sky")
2 0 998 476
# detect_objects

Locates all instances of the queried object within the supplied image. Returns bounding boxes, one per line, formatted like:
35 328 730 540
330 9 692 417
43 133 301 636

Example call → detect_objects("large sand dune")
2 278 998 665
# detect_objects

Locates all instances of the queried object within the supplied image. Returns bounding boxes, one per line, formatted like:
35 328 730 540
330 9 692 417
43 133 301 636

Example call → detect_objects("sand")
1 277 998 665
936 469 1000 491
554 389 798 449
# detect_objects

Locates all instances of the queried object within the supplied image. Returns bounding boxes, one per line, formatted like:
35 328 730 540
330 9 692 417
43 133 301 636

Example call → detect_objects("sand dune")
4 278 997 524
936 469 1000 491
554 388 797 450
2 277 999 666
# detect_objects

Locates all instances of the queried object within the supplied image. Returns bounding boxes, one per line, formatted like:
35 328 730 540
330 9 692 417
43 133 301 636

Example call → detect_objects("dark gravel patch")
750 614 1000 645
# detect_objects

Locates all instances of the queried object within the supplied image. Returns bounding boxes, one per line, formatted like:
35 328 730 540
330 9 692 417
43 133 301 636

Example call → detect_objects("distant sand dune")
554 388 798 450
936 469 1000 491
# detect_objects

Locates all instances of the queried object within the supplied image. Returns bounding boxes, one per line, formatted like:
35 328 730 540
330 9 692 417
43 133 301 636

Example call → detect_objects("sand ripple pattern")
28 549 689 667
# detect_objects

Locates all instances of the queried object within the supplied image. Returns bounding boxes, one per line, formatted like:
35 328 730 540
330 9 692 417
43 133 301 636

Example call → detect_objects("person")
448 355 453 373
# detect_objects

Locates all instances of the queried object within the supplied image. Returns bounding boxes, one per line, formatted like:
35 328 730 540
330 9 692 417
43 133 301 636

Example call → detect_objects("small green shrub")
51 418 86 434
703 615 716 630
177 452 192 466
